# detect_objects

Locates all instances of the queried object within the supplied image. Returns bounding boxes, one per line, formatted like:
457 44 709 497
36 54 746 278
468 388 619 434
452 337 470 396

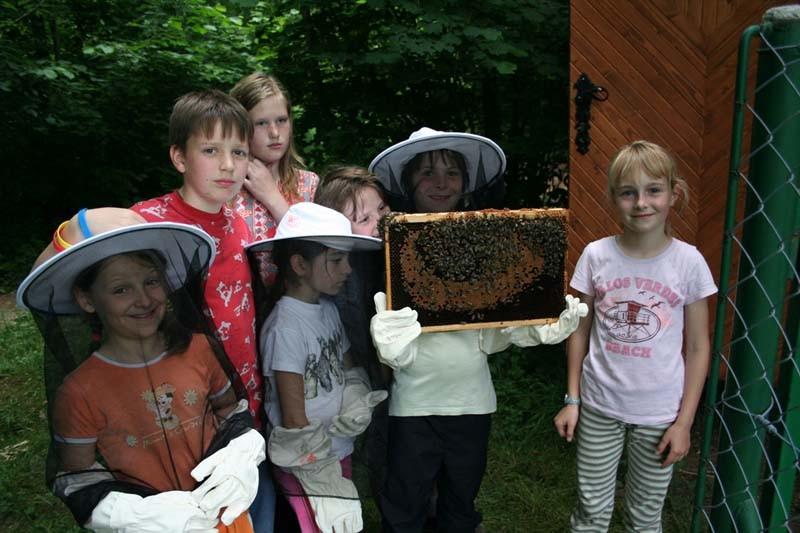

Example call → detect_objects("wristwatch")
564 394 581 405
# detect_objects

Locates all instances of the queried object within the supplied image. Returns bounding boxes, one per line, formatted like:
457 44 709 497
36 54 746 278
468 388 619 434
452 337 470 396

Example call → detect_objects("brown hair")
399 149 470 211
231 72 306 200
269 240 329 307
314 166 387 219
73 251 192 356
168 90 252 151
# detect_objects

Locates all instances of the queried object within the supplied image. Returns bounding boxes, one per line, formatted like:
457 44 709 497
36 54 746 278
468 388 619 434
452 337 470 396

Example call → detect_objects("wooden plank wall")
568 0 781 285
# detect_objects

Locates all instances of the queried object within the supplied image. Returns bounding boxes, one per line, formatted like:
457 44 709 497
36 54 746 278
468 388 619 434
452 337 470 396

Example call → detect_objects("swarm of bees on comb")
381 208 568 331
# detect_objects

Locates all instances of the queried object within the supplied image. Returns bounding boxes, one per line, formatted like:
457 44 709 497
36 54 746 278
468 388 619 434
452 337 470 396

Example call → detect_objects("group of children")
18 70 716 533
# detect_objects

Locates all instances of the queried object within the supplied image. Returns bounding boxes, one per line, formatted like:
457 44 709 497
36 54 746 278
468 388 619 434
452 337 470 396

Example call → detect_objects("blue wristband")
76 208 92 238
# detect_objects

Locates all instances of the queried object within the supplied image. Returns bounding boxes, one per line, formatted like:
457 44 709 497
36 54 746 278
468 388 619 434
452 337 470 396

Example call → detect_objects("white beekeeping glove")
86 490 218 532
503 295 588 347
369 292 421 369
269 421 363 533
190 429 266 525
329 367 388 438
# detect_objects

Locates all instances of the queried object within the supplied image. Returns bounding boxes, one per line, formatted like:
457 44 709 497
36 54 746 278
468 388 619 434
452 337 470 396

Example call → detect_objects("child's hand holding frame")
370 292 422 369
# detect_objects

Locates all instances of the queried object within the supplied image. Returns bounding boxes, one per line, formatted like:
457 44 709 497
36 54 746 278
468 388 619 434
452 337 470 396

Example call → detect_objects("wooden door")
568 0 782 282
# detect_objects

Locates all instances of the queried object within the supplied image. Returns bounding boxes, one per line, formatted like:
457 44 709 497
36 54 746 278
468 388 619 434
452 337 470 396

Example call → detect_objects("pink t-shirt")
132 191 263 421
570 237 717 425
233 169 319 285
233 169 319 241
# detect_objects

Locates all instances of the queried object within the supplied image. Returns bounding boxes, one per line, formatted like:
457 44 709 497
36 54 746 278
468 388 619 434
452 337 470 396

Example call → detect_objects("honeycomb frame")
382 208 569 332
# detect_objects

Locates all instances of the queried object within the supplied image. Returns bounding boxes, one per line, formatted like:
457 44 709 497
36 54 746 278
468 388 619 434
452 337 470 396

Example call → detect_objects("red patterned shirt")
132 191 263 422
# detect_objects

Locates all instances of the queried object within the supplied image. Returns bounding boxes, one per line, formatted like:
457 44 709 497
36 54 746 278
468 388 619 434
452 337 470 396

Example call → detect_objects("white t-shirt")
260 296 353 459
389 329 504 417
570 237 717 425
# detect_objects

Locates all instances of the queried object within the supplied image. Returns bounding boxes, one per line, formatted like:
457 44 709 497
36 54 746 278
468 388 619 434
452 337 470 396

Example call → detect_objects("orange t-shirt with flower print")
53 334 231 492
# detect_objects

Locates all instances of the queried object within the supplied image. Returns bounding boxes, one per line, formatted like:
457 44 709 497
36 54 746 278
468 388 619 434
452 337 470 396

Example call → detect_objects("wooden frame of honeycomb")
382 208 569 332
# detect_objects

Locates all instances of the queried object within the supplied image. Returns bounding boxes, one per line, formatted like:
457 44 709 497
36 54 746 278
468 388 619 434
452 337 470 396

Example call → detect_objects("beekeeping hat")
246 202 382 253
17 222 215 315
21 221 251 525
368 127 506 199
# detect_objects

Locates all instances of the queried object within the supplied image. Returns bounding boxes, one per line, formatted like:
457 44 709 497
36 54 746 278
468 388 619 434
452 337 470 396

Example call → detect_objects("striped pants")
570 406 674 533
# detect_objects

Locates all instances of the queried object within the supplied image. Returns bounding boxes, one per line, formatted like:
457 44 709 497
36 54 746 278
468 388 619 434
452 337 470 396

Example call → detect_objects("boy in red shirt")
131 91 263 420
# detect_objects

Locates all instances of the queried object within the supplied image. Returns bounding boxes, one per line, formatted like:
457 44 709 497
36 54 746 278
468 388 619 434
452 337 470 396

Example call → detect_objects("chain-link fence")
691 6 800 532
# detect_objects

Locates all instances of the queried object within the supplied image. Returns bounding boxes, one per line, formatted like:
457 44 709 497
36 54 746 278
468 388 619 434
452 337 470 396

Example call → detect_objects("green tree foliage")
262 0 568 203
0 0 261 287
0 0 567 289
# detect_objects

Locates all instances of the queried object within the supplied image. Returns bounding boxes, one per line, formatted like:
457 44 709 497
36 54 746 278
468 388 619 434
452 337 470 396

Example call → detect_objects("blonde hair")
608 140 689 211
230 72 306 200
314 166 387 218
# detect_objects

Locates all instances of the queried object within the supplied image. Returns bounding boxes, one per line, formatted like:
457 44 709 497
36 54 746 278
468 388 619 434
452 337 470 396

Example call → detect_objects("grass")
0 314 82 531
0 314 696 531
482 346 696 532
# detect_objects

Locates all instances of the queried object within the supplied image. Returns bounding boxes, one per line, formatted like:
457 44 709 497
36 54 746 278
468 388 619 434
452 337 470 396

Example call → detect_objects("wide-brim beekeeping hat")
368 127 506 199
18 222 215 315
246 202 382 253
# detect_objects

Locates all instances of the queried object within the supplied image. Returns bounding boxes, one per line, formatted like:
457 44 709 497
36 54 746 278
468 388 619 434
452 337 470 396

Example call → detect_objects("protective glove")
329 367 388 438
86 490 218 533
478 328 512 355
370 292 421 370
269 421 363 533
190 428 266 525
503 295 589 347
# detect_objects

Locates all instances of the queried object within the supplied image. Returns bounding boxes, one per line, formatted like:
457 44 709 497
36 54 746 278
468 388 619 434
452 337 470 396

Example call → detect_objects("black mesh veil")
18 223 251 527
247 238 388 528
332 249 390 498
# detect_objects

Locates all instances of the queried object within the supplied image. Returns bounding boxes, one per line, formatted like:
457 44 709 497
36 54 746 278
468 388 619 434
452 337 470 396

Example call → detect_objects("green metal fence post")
754 11 800 529
710 5 800 532
690 23 759 533
761 282 800 529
